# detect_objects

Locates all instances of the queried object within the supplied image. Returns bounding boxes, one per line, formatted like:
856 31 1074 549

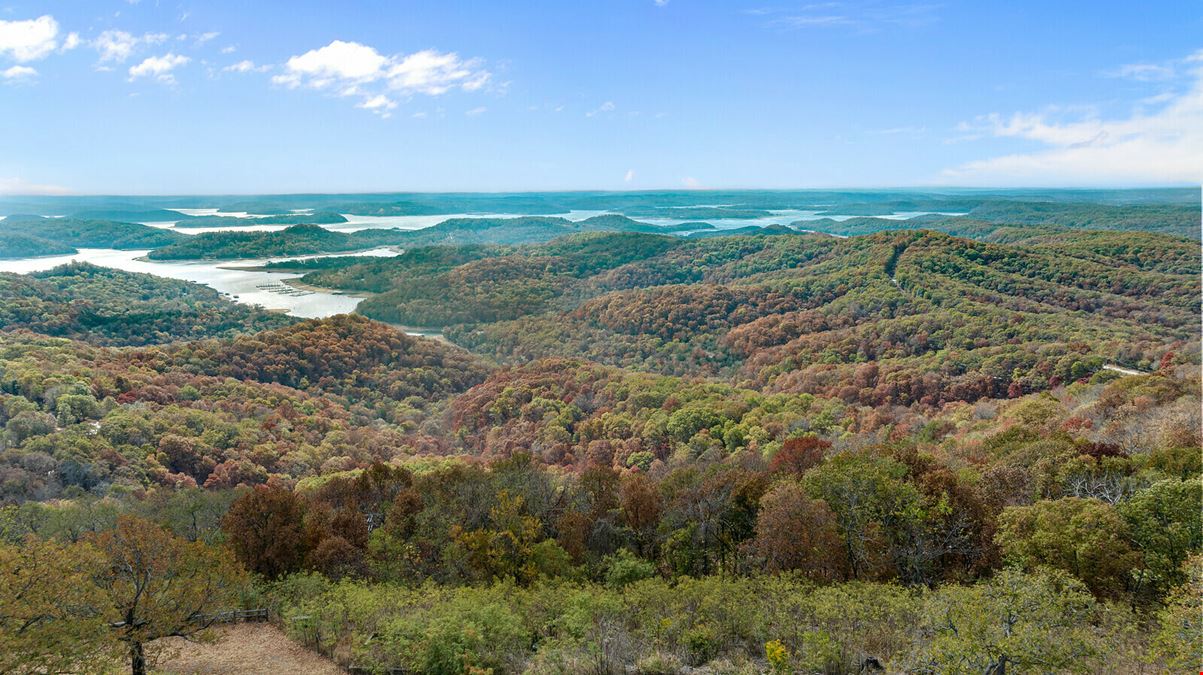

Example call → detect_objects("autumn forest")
0 191 1199 674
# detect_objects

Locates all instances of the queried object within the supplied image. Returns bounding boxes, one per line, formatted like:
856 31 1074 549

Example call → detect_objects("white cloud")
465 105 487 116
61 32 80 52
682 176 702 188
357 94 397 118
0 176 71 195
389 49 489 94
223 59 268 73
273 40 491 114
128 52 190 84
1106 62 1174 82
1102 50 1203 85
655 0 669 6
0 15 59 62
94 30 168 63
586 100 616 117
275 40 387 87
94 31 135 62
944 54 1203 185
868 125 926 136
780 14 853 27
194 31 220 46
761 3 939 32
624 169 635 182
221 45 237 54
1 65 37 80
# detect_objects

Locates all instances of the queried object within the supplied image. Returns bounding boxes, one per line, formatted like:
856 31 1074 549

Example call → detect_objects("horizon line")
2 184 1199 199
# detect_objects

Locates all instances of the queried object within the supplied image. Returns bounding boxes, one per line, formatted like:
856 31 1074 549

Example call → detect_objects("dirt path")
1102 364 1148 376
154 623 344 674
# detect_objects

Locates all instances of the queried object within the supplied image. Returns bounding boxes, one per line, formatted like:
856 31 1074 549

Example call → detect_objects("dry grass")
153 623 344 674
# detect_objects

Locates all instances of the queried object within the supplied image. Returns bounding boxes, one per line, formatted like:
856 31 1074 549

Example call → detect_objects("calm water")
133 208 968 235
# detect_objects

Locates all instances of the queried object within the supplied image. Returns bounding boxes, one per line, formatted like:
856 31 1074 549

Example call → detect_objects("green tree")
90 516 247 675
1147 555 1202 671
913 568 1102 674
0 537 111 674
449 491 543 584
803 452 921 580
995 497 1141 598
4 410 56 446
603 548 656 587
1118 479 1202 600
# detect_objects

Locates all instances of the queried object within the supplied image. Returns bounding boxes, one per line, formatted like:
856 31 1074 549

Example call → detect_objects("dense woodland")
0 263 293 345
0 193 1199 673
308 228 1198 410
0 215 183 258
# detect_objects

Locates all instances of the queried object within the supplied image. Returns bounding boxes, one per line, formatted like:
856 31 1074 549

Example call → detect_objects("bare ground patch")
154 623 344 674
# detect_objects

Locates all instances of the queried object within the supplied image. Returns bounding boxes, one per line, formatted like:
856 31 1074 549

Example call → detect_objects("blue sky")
0 1 1200 194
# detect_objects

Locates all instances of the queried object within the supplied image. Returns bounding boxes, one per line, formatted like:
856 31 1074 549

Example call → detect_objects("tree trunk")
130 641 146 675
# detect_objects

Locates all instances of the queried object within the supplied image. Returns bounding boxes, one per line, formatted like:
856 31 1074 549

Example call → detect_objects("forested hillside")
0 315 488 500
0 215 183 258
0 263 293 345
0 215 1198 674
304 229 1198 409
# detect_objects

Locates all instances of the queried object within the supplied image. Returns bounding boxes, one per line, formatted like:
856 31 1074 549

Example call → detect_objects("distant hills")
1 188 1198 260
0 214 183 258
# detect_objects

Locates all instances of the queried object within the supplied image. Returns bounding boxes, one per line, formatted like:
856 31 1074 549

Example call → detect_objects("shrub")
604 548 656 587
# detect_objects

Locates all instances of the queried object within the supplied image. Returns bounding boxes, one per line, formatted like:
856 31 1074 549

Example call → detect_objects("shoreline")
281 278 450 343
219 246 406 272
283 277 376 299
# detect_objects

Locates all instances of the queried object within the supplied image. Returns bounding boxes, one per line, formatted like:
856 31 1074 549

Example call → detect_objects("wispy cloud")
867 125 926 136
358 94 398 118
1102 51 1203 85
465 105 487 116
586 100 616 117
223 59 269 74
1 64 37 81
93 30 168 63
1105 62 1174 82
755 2 940 33
0 176 72 195
943 50 1203 185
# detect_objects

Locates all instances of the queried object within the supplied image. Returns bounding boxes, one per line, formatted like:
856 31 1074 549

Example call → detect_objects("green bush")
266 571 1149 673
604 548 656 588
